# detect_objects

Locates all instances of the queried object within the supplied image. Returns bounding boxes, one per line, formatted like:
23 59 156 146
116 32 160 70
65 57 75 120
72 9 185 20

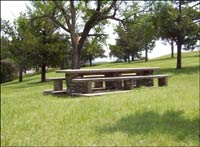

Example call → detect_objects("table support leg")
105 73 122 90
53 80 63 91
136 70 154 87
158 77 168 86
124 80 135 90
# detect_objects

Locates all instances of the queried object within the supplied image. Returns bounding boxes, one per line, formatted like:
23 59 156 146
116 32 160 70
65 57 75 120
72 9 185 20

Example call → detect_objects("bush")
0 59 17 83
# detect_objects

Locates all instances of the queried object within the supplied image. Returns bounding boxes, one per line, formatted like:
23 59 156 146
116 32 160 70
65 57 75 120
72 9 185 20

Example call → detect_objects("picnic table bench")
43 77 66 94
54 67 169 96
72 74 170 93
43 75 105 94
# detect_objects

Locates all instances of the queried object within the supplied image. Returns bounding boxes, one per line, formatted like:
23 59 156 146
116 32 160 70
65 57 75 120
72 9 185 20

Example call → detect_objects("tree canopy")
28 1 126 69
1 0 199 83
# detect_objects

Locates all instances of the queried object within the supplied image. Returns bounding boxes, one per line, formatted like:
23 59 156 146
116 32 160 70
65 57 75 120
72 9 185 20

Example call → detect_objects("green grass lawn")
1 51 199 146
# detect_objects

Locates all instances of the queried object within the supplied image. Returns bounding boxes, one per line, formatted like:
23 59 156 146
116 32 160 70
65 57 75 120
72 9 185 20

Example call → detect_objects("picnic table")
56 67 161 95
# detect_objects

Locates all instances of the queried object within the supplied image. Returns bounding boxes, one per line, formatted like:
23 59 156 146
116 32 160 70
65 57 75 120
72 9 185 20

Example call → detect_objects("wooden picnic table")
56 67 160 95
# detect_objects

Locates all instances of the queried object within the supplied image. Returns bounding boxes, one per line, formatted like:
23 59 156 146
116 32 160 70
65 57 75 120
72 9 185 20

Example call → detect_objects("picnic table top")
56 67 160 74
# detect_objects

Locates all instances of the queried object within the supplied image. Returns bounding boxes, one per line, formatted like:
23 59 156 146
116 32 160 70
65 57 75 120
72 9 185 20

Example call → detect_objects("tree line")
1 1 199 83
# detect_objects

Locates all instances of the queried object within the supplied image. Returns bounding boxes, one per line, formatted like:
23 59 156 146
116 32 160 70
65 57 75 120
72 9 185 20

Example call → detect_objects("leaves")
110 11 156 62
152 1 199 49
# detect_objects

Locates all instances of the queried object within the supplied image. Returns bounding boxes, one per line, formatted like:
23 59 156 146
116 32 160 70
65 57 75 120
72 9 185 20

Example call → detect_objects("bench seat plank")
72 74 170 82
72 74 170 92
47 77 65 80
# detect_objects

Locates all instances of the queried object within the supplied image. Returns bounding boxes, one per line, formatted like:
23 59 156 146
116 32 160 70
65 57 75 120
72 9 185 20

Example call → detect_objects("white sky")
1 1 175 62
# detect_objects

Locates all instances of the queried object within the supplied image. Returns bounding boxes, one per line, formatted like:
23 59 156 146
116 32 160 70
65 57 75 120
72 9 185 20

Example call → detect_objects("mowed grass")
1 51 199 146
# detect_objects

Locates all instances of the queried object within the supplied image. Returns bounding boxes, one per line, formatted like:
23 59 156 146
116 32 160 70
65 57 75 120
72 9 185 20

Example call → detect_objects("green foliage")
0 59 17 83
28 1 126 69
28 14 70 68
152 1 199 50
1 17 33 82
0 36 11 60
81 36 106 66
110 13 156 62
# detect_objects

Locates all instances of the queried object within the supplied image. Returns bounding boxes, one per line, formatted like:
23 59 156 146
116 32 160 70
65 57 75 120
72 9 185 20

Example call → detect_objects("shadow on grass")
182 54 200 59
158 65 199 75
98 110 199 142
2 76 40 87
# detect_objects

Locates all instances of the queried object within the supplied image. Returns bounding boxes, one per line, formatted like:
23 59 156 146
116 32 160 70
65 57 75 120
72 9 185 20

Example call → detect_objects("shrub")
0 59 17 83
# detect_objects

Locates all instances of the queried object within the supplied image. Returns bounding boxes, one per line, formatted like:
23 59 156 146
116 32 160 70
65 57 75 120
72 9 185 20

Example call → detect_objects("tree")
109 1 157 62
81 36 106 66
152 2 175 58
28 1 125 69
28 15 70 82
1 14 70 82
137 14 156 62
1 17 32 82
0 59 17 83
109 24 142 62
153 1 199 69
0 35 18 83
0 36 11 60
110 13 156 62
176 1 199 69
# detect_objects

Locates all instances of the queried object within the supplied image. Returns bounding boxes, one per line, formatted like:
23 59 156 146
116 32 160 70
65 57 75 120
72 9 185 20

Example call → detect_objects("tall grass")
1 51 199 146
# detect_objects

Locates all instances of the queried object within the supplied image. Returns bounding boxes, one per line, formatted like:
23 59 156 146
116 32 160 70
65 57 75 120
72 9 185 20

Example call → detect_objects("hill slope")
1 51 199 146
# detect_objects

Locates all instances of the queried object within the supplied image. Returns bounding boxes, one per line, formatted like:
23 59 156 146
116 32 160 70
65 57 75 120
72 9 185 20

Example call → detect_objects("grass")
1 51 199 146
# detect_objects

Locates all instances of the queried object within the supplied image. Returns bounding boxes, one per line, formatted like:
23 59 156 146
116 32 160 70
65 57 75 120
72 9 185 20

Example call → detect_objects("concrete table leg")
53 80 63 91
158 77 168 86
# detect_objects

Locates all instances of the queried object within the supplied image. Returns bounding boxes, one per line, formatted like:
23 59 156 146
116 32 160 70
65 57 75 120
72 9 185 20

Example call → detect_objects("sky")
1 1 176 62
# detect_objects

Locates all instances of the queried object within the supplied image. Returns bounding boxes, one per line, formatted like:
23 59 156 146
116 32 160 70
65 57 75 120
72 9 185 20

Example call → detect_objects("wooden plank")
121 73 136 76
56 67 160 74
84 75 104 88
83 75 104 78
72 74 170 83
47 77 65 80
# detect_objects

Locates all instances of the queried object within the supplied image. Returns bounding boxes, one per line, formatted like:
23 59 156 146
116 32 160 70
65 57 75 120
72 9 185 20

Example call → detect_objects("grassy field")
1 51 199 146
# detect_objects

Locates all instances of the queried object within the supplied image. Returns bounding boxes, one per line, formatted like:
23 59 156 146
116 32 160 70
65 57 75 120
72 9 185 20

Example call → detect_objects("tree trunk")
24 68 27 74
171 40 174 58
41 63 46 82
89 56 92 66
19 66 23 82
145 45 148 62
131 52 135 61
132 56 134 61
128 53 130 63
35 65 39 73
176 0 182 69
123 55 127 62
71 34 81 69
72 46 80 69
176 41 182 69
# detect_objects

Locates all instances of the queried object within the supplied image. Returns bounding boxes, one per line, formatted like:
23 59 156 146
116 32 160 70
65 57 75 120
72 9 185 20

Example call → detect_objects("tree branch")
96 0 101 12
124 1 154 20
79 33 107 37
50 5 70 33
29 14 70 33
70 0 76 29
189 2 200 9
193 19 200 24
49 15 70 33
53 1 72 31
102 0 117 15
